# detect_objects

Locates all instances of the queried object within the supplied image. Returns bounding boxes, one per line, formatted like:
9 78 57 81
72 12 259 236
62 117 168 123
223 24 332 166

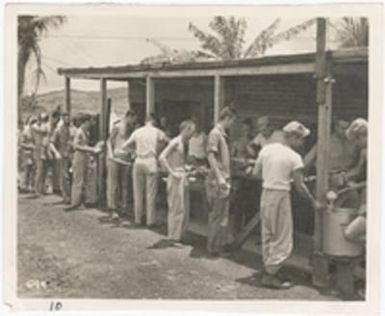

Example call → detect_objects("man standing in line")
304 117 361 207
121 114 169 227
205 106 238 257
159 120 196 244
64 114 103 212
19 116 37 193
343 118 368 243
252 121 322 289
106 110 137 220
50 112 72 204
49 110 62 194
31 113 51 196
247 116 284 158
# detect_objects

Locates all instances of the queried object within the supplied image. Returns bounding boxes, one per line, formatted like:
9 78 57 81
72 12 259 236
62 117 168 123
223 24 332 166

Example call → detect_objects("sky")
24 15 341 94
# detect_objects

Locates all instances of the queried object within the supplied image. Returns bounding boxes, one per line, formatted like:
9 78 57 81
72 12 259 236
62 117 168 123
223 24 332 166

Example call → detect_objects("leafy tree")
188 17 316 60
18 16 66 103
334 17 368 48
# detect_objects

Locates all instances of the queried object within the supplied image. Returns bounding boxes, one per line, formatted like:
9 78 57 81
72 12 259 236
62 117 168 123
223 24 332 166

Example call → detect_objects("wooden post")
127 80 131 110
146 76 155 116
312 17 333 288
214 74 225 123
65 76 71 113
98 78 108 206
106 98 112 139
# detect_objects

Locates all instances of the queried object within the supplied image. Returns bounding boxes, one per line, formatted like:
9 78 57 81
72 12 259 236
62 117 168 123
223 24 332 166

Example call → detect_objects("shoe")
111 212 120 220
64 205 80 212
261 273 293 289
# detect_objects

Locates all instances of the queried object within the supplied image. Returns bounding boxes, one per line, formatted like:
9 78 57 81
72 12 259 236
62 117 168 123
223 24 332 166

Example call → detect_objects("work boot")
261 273 293 289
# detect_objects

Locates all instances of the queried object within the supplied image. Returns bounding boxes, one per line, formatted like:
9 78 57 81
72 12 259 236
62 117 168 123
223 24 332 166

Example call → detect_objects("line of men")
18 106 367 290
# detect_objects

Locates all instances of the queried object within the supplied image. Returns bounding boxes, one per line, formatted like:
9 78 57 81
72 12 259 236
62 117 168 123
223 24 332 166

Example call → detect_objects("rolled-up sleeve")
207 130 220 154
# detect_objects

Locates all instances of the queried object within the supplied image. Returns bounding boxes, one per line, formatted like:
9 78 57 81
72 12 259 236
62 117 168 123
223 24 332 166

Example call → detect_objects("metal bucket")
322 206 364 257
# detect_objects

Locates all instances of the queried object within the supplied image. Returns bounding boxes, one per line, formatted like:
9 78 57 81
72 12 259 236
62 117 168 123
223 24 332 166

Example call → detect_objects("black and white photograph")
3 3 384 314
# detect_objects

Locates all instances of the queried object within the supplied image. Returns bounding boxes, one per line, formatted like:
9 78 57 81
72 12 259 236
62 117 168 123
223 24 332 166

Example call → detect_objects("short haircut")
125 109 136 118
51 110 61 120
242 118 253 127
79 113 92 124
218 106 238 121
179 119 195 132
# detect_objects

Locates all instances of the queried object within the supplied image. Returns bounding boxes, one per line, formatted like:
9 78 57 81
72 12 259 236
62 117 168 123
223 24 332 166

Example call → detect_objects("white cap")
346 118 368 139
282 121 310 138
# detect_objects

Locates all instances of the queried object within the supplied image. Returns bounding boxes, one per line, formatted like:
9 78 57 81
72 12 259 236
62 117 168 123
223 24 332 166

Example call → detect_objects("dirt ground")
17 193 338 300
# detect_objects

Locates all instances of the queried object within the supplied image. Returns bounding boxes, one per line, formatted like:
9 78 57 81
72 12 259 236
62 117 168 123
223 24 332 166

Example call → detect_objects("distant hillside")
32 87 129 118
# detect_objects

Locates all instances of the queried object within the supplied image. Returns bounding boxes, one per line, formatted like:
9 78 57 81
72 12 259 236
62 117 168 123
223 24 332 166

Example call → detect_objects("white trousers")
167 174 190 241
260 189 293 275
132 157 158 225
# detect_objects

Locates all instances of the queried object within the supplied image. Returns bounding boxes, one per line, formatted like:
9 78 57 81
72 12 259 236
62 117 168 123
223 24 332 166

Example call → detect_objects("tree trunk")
18 47 29 108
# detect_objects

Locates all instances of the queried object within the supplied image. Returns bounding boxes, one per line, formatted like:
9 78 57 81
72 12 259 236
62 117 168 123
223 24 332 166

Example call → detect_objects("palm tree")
334 17 368 48
188 17 316 60
18 16 66 104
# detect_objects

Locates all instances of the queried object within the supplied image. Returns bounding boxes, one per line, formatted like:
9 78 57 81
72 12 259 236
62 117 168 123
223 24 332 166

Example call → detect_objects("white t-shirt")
127 123 167 158
254 143 304 191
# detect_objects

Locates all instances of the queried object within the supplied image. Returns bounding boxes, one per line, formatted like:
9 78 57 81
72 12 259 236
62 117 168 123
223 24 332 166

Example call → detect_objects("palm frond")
145 38 176 56
336 17 368 48
269 18 316 48
188 22 223 59
244 18 281 58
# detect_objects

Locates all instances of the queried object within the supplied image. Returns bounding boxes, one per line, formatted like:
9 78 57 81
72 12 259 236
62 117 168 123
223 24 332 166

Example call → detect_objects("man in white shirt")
247 116 284 157
122 114 169 226
252 121 322 289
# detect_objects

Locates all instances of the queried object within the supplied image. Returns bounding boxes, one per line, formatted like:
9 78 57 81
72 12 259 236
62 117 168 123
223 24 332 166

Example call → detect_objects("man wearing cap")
50 112 72 204
252 121 322 289
247 116 284 158
206 106 238 256
121 114 169 227
106 109 137 220
343 118 368 243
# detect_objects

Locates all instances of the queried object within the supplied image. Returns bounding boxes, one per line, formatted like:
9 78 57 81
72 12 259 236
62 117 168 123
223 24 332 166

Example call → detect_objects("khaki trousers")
205 177 231 254
34 148 48 195
59 157 71 203
107 160 131 211
132 157 158 225
260 189 293 275
167 174 190 241
71 153 88 207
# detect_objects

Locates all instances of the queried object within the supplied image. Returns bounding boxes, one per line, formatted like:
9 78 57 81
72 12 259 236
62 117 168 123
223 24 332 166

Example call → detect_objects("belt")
136 153 156 159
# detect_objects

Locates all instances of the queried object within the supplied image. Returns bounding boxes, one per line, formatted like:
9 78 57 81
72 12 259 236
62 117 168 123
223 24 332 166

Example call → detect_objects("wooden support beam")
64 76 71 113
127 80 131 110
214 75 225 123
146 76 155 116
230 212 261 249
99 78 108 140
312 17 332 288
98 78 108 206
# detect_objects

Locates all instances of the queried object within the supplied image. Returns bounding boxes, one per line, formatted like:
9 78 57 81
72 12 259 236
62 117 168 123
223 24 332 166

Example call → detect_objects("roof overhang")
57 47 368 81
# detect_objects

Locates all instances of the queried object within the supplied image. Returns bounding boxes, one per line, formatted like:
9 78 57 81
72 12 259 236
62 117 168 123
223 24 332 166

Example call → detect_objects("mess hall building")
58 45 368 287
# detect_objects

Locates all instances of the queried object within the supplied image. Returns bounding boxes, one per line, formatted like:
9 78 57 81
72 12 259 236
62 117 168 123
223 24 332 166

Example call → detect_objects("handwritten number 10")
49 302 63 311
